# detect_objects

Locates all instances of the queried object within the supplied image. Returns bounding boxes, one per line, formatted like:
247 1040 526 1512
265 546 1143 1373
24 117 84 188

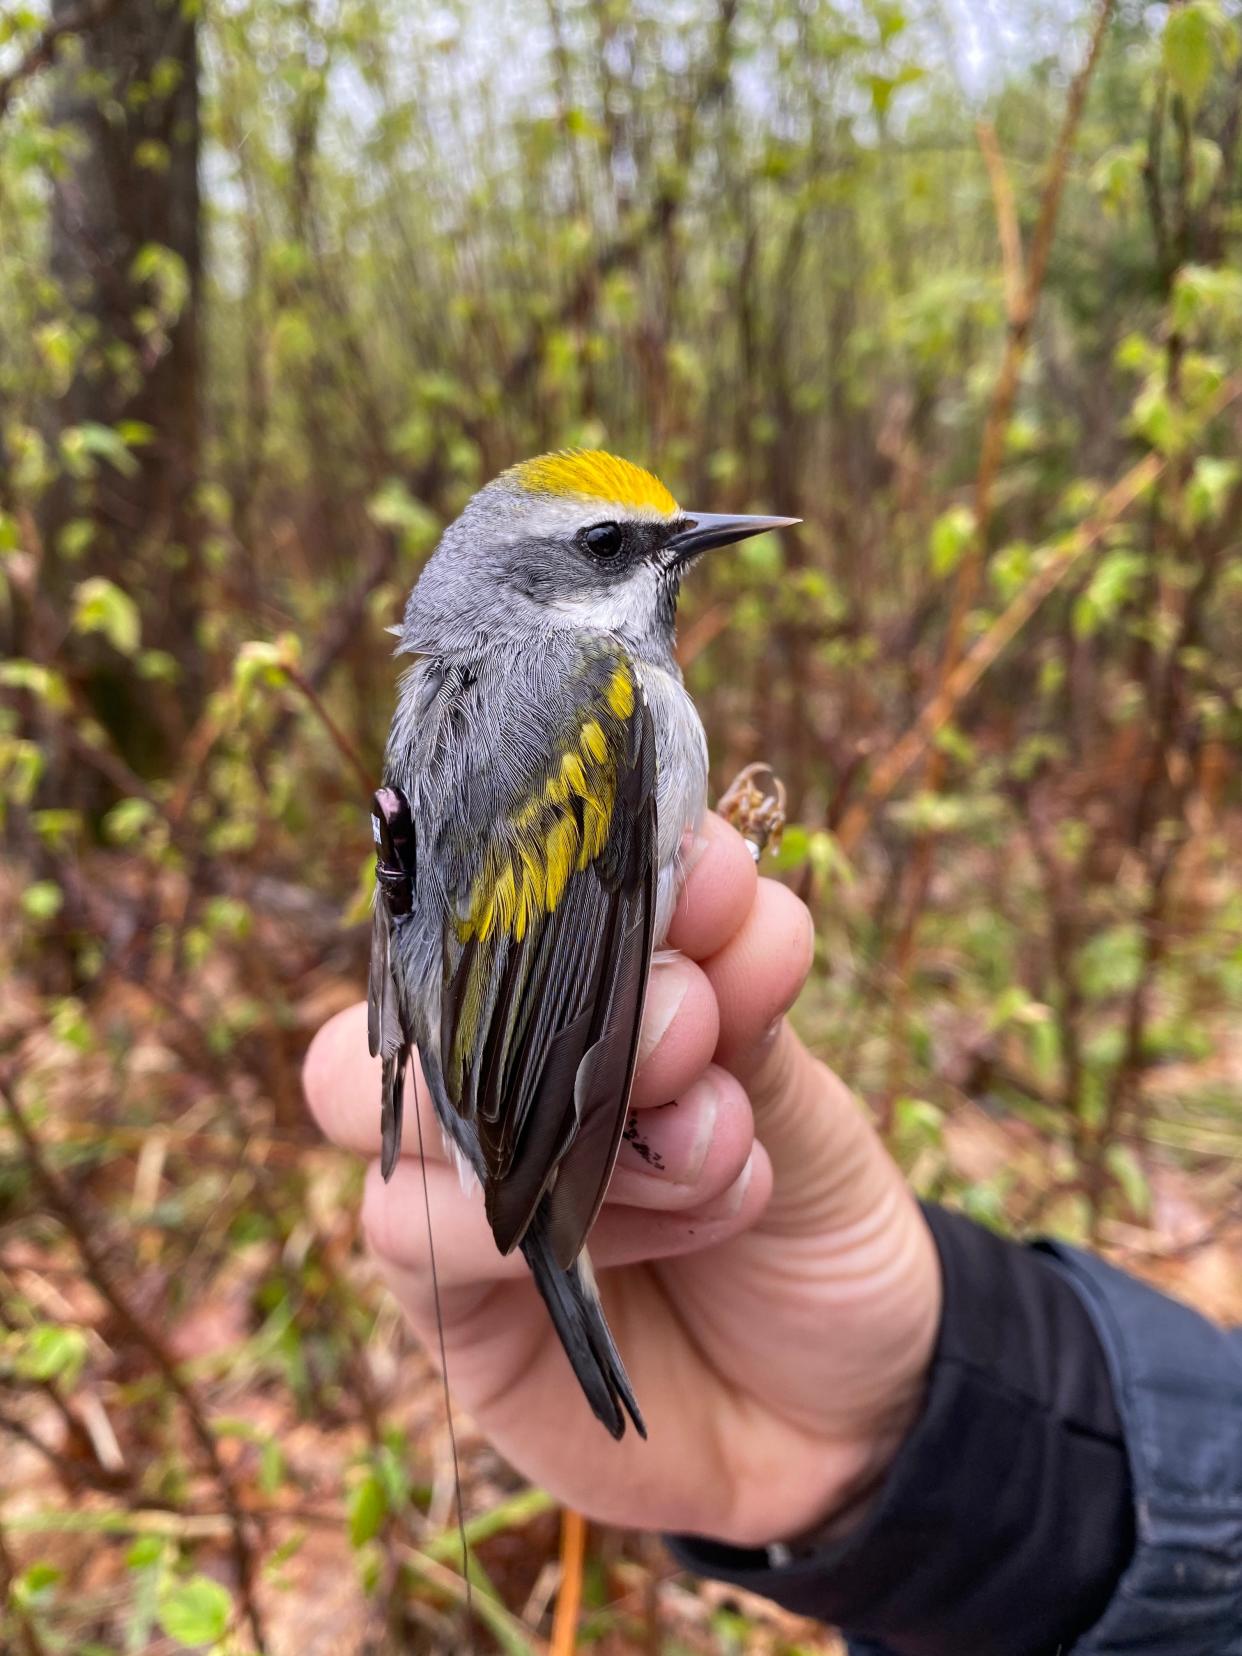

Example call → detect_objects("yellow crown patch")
509 449 678 517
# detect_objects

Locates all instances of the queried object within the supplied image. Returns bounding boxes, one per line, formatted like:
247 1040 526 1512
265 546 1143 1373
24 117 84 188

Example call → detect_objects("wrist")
765 1386 927 1557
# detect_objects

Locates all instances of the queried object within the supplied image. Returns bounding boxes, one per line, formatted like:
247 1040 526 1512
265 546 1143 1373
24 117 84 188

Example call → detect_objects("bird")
368 449 798 1439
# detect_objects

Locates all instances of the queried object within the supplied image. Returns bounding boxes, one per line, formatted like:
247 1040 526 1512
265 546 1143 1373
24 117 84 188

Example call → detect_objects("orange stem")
550 1506 587 1656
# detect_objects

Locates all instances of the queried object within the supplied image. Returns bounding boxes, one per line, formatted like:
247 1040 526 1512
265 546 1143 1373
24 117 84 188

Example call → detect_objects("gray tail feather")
520 1219 645 1441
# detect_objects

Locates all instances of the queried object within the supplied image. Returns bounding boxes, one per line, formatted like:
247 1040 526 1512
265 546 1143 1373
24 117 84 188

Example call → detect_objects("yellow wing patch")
606 663 634 720
458 659 637 947
509 450 678 518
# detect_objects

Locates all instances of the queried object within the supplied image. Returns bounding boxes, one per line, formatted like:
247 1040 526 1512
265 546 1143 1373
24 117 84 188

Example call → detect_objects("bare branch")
947 0 1118 674
977 122 1023 323
837 366 1242 850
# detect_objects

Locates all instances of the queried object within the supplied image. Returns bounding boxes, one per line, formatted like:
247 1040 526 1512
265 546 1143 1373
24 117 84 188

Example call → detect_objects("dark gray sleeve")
667 1205 1135 1655
671 1211 1242 1653
1034 1238 1242 1654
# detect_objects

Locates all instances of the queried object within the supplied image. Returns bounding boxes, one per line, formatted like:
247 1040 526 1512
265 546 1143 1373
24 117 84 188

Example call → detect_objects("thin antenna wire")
410 1062 473 1626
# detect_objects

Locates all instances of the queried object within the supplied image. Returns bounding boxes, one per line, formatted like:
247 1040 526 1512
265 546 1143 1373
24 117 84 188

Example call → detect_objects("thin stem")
551 1507 587 1656
281 662 374 795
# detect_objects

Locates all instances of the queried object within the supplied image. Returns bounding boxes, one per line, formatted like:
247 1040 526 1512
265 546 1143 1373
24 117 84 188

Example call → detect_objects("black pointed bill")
666 511 801 564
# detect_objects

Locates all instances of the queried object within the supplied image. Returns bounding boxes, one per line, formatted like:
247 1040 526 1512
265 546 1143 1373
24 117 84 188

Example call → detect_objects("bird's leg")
716 763 786 862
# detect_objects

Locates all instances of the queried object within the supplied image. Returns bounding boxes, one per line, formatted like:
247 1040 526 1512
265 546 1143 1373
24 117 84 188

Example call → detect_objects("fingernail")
680 830 711 876
722 1151 754 1216
638 963 688 1061
685 1083 718 1181
757 1017 783 1055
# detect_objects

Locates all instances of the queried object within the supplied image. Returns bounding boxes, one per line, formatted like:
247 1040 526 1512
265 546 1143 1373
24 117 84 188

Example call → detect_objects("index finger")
304 950 719 1155
303 1001 432 1156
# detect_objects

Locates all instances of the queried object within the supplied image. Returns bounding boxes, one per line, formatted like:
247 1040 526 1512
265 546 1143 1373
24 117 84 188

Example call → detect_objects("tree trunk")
42 0 202 774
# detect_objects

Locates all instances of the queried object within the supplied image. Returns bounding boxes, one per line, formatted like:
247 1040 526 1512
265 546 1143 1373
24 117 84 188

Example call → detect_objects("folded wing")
437 650 657 1270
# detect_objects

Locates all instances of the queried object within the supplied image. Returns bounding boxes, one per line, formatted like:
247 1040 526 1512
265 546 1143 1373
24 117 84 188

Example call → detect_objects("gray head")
398 449 798 667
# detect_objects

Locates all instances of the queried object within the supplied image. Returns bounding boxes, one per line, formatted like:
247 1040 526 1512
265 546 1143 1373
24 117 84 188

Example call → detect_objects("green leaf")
875 4 908 43
1090 144 1143 212
157 1575 233 1647
72 578 142 655
272 308 316 366
132 244 190 325
1105 1143 1151 1217
367 480 440 556
1073 550 1145 638
17 1324 87 1385
232 633 301 700
21 881 63 922
14 1561 62 1605
564 106 605 142
893 1097 944 1158
1131 378 1180 454
987 985 1050 1032
126 1536 166 1570
932 720 975 766
31 809 81 851
1172 264 1242 333
862 64 924 117
769 824 810 871
134 139 170 173
138 648 180 681
114 420 155 448
929 505 975 577
1163 4 1215 114
0 660 70 711
103 797 158 846
738 532 783 577
348 1471 388 1548
1186 455 1239 526
259 1437 285 1495
50 997 94 1051
62 422 141 478
57 517 95 560
1075 923 1143 999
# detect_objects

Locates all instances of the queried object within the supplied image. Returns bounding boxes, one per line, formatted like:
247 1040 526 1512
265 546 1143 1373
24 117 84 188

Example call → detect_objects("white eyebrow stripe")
481 488 679 543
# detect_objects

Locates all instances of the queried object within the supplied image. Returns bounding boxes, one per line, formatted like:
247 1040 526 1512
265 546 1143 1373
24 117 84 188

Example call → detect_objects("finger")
631 955 719 1109
362 1157 526 1294
306 957 721 1163
733 1021 901 1243
363 1129 770 1293
702 878 815 1076
588 1141 773 1266
304 1002 385 1152
608 1066 754 1210
303 1002 450 1160
664 811 758 963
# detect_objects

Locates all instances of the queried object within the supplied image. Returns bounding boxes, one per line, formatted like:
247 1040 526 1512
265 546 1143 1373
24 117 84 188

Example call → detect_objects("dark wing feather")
544 716 656 1267
368 900 411 1179
368 789 417 1180
436 659 658 1267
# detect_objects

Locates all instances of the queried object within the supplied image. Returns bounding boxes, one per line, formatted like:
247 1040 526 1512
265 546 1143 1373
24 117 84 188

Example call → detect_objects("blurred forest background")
3 0 1242 1650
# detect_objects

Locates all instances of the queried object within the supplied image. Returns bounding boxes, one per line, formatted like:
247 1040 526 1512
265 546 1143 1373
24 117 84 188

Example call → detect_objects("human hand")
304 813 941 1547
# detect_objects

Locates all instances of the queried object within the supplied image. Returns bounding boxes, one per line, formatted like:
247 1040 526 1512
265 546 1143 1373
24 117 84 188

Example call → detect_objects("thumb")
744 1021 902 1240
725 1021 942 1431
